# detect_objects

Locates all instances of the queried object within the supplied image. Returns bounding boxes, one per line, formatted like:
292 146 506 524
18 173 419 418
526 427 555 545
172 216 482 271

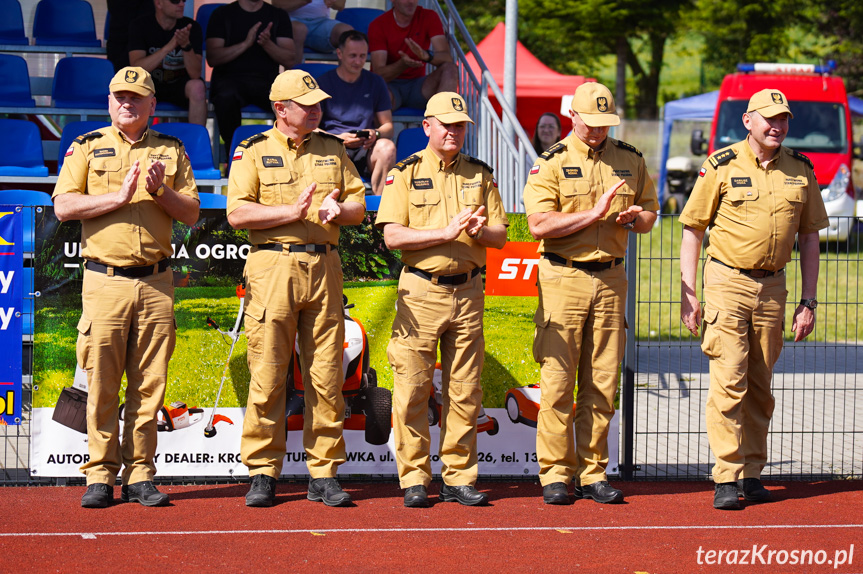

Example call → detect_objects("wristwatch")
149 183 166 197
800 298 818 310
374 130 381 139
424 49 434 63
181 43 193 52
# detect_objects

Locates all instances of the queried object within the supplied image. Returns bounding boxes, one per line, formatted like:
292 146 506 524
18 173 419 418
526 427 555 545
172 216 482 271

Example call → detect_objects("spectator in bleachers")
206 0 297 157
318 31 396 195
532 112 562 155
106 0 152 71
272 0 353 65
129 0 207 126
367 0 457 112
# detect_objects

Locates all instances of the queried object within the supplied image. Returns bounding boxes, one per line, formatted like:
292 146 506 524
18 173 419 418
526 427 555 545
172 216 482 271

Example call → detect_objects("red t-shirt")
368 7 444 81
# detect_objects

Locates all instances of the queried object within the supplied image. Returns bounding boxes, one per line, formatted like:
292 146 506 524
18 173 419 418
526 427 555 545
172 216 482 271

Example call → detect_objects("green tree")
808 0 863 95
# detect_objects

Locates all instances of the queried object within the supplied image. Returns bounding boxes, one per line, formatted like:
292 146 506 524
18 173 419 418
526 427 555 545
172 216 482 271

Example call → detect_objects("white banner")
31 408 618 479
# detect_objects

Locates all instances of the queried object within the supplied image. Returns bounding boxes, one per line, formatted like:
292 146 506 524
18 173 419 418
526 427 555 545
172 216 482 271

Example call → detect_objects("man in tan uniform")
53 67 200 508
680 89 828 510
227 69 366 507
523 82 658 505
376 92 508 507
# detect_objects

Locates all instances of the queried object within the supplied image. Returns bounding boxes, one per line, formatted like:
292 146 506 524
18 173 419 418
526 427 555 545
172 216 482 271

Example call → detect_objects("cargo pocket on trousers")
244 300 266 358
75 316 92 370
700 306 722 359
532 310 552 364
386 324 413 378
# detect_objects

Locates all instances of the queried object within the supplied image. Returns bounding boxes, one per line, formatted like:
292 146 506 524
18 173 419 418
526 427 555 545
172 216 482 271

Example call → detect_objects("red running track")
0 480 860 573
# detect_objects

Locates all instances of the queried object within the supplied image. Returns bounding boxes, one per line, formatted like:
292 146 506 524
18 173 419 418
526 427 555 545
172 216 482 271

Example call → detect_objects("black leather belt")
85 259 170 278
256 243 334 253
543 253 623 271
407 266 481 286
711 258 783 278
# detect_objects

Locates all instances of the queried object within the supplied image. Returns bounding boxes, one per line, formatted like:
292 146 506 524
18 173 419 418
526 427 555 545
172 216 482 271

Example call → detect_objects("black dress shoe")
308 477 352 507
121 481 169 507
439 484 489 506
404 485 429 508
714 482 741 510
245 474 276 507
574 480 624 504
542 482 570 505
81 483 112 508
739 478 771 502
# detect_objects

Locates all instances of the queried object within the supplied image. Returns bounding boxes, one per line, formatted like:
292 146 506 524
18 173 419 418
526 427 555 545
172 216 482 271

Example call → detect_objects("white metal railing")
430 0 537 213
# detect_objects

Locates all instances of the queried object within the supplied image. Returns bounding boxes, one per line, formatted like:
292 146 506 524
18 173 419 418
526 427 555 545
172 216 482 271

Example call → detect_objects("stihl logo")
499 258 540 280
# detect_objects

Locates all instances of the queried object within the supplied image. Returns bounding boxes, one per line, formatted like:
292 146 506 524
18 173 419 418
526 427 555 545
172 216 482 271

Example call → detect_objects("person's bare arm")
383 208 476 250
791 231 820 342
680 225 705 337
527 180 623 239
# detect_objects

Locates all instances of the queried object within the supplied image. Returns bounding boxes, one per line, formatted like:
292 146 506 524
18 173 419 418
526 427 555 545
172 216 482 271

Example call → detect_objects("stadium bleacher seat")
228 124 271 167
52 57 115 109
296 62 337 79
33 0 101 47
57 120 109 170
198 192 227 209
0 189 53 254
335 8 384 35
394 107 425 119
196 3 225 39
0 0 28 45
0 55 36 107
0 120 49 177
395 127 429 162
153 122 222 180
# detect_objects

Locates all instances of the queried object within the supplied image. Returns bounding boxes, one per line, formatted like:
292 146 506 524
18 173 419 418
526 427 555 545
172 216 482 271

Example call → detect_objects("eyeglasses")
167 0 186 4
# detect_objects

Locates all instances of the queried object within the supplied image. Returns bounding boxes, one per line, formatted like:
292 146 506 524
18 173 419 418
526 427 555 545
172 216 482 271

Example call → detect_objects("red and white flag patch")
64 145 74 157
385 175 394 186
492 177 498 188
698 167 707 177
232 149 243 162
529 165 540 175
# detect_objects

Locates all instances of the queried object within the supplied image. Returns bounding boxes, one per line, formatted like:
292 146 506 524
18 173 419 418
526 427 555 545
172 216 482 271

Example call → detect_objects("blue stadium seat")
153 122 222 180
57 120 109 170
198 192 227 209
0 54 36 107
0 189 53 254
228 124 271 167
296 62 337 79
365 195 381 211
52 57 115 109
396 127 429 162
394 107 425 118
335 8 384 35
0 0 28 45
33 0 101 47
196 3 226 39
0 119 49 177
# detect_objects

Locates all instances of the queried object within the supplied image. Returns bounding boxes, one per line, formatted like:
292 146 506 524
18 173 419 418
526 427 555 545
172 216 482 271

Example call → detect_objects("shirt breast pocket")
725 186 760 222
313 166 340 196
559 180 591 212
163 161 177 189
259 169 299 206
611 181 636 214
781 186 806 224
409 188 442 228
460 187 483 208
89 159 122 194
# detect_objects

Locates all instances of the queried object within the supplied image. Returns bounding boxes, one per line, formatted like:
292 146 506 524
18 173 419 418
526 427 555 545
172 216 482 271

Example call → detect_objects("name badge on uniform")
562 167 583 178
262 156 284 168
93 148 116 158
412 178 433 190
731 177 752 187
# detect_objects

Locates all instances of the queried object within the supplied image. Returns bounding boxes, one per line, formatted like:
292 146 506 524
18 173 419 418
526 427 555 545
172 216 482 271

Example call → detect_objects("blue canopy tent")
658 92 863 203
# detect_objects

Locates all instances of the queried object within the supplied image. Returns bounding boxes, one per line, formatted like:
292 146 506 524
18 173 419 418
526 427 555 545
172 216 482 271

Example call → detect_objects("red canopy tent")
465 22 591 141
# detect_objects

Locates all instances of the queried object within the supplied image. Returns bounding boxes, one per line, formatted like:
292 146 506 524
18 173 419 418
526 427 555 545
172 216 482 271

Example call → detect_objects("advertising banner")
0 205 23 425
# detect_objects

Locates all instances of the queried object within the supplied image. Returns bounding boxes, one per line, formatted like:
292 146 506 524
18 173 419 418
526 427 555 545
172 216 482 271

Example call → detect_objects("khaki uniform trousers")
702 259 785 484
388 268 485 489
241 248 347 479
77 268 176 485
533 259 627 487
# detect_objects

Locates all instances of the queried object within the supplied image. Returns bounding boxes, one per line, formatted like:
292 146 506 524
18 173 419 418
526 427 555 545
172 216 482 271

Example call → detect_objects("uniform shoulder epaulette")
394 154 420 171
614 139 642 157
464 154 493 174
238 132 267 148
73 131 103 145
789 148 814 169
316 131 342 142
539 142 565 161
151 131 183 145
707 147 737 169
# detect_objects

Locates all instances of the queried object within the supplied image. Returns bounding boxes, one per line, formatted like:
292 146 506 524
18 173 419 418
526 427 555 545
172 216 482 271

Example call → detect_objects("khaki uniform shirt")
52 126 198 267
375 147 509 275
227 127 366 246
523 134 659 261
679 138 829 271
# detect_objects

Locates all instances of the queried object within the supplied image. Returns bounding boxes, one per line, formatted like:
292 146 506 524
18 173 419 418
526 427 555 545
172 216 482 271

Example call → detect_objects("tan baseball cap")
570 82 620 127
109 67 155 97
747 88 794 118
424 92 474 124
269 69 331 105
